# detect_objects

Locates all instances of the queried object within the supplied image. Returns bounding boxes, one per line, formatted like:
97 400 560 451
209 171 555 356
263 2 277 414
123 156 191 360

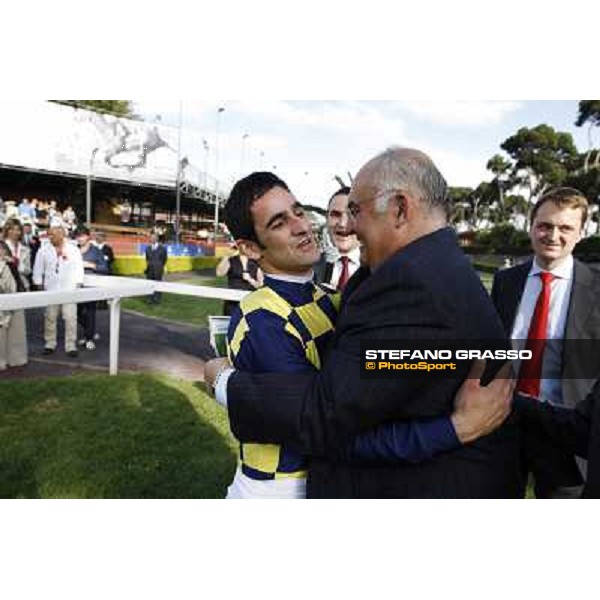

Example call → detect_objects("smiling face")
529 201 584 270
327 192 359 254
241 186 320 276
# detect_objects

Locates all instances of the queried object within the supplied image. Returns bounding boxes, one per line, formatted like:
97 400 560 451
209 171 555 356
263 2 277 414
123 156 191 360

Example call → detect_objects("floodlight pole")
213 106 225 242
202 138 209 191
240 133 249 178
175 100 183 245
86 147 99 227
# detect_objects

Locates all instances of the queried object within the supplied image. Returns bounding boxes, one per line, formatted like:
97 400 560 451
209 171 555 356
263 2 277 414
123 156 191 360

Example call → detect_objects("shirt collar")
340 246 361 265
265 271 314 284
530 254 574 280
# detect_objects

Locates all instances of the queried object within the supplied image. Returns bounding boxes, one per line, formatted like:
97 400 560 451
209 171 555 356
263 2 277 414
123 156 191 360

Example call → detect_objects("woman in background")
216 245 263 316
0 241 28 370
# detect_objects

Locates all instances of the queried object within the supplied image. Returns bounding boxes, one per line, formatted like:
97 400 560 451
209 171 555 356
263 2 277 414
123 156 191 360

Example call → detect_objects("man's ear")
237 239 262 261
394 194 408 227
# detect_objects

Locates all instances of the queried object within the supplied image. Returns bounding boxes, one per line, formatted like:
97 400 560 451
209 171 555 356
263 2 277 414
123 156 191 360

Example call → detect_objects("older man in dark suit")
491 187 600 498
206 147 523 498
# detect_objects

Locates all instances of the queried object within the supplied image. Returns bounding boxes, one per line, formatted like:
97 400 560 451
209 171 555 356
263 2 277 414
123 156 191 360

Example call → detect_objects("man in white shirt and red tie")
492 187 600 498
314 187 361 291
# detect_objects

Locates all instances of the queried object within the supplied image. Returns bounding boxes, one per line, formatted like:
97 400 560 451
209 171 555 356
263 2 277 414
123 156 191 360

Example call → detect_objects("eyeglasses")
347 190 399 218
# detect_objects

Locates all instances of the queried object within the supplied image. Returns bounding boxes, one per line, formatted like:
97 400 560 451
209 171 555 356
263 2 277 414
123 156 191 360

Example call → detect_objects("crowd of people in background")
0 197 79 233
0 198 116 370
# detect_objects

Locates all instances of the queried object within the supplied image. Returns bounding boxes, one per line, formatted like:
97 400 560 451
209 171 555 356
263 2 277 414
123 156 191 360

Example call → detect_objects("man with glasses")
314 187 361 291
32 224 84 357
206 147 522 498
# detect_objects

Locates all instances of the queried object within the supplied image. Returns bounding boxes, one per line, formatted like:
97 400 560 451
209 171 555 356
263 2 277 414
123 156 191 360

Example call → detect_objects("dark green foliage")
565 165 600 205
476 223 531 255
575 101 600 128
51 100 134 118
574 236 600 262
500 124 579 196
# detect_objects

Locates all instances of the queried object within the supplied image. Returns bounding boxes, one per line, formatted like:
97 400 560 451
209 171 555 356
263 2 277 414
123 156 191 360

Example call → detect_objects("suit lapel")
324 261 335 286
504 260 532 331
565 260 596 339
331 266 371 343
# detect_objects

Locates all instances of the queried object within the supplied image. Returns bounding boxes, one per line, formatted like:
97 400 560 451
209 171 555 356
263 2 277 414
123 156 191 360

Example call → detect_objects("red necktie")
337 256 350 291
516 271 555 397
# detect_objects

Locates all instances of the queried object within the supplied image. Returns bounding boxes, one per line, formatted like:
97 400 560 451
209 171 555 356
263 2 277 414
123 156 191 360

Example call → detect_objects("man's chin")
336 242 357 254
539 249 562 259
537 250 565 265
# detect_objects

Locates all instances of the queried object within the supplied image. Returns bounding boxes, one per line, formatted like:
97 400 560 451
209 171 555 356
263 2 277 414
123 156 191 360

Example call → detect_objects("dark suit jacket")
313 253 334 287
516 379 600 498
491 258 600 488
227 227 523 498
145 244 168 280
491 258 600 409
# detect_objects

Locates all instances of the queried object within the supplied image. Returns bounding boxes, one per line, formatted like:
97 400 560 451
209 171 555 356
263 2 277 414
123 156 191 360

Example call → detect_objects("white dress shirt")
511 255 574 405
32 240 84 291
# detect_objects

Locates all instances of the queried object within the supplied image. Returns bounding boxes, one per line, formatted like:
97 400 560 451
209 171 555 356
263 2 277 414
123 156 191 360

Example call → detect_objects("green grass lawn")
121 275 228 326
0 373 237 498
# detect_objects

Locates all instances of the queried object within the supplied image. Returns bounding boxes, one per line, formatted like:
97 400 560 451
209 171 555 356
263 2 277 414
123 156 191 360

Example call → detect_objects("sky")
134 100 592 210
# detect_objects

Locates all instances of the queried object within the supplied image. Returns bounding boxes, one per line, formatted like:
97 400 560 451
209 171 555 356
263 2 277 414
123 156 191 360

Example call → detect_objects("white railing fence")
0 275 247 376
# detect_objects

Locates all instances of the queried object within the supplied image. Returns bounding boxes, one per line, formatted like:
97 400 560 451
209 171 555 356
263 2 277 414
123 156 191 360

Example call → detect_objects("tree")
486 154 512 222
448 185 496 229
448 187 474 228
503 194 530 231
575 100 600 172
51 100 134 118
500 124 579 204
564 166 600 233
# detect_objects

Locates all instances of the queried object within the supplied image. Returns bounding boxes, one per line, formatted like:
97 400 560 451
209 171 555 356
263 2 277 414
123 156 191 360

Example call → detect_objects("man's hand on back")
451 360 515 444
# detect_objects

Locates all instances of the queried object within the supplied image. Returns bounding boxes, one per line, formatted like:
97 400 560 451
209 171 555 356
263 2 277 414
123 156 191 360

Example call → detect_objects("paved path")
0 272 220 382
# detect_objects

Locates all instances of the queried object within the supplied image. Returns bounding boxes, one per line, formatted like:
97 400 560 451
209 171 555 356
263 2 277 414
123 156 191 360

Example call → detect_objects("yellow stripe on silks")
329 292 341 311
313 286 327 301
229 316 249 357
304 339 320 369
294 303 334 339
284 322 303 344
239 287 292 321
243 443 281 474
314 285 341 310
274 470 308 480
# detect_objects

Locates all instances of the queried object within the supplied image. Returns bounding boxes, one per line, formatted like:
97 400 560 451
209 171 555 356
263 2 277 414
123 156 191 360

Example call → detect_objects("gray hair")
368 147 449 217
